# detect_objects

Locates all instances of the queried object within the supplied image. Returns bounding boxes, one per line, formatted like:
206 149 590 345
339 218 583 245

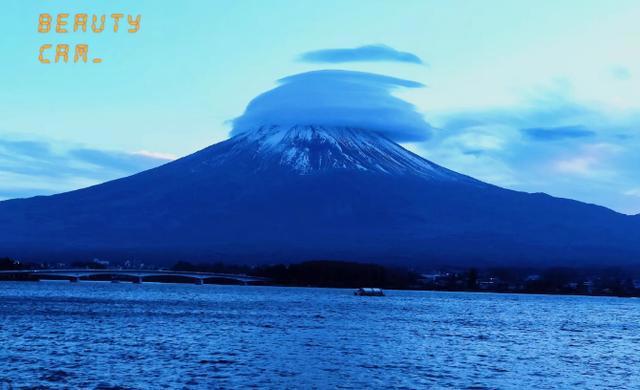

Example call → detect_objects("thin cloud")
133 150 176 160
299 44 424 65
69 148 172 173
610 66 632 81
521 125 596 141
551 144 620 176
421 86 640 214
0 139 52 158
0 136 175 200
624 188 640 197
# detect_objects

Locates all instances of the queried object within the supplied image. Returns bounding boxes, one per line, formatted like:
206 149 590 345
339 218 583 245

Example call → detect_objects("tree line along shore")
2 257 640 297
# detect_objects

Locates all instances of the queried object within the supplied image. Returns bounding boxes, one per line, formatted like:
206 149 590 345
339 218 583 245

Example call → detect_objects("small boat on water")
354 287 385 296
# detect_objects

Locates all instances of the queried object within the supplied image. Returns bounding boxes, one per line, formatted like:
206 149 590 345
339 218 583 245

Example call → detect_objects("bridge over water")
0 269 269 284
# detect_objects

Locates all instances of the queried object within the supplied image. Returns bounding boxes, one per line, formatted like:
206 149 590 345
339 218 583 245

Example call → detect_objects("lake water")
1 282 639 389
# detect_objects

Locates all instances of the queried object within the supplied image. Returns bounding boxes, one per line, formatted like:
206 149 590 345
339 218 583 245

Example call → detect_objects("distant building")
93 259 110 267
583 281 594 294
419 273 444 282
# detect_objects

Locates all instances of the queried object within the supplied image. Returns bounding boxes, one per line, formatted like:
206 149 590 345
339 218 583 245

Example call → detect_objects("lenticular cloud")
231 70 432 142
298 44 424 65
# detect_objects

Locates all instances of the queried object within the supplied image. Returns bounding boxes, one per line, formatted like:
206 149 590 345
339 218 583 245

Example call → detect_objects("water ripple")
1 283 640 388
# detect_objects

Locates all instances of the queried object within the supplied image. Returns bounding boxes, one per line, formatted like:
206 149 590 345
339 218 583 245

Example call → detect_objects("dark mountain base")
1 126 639 268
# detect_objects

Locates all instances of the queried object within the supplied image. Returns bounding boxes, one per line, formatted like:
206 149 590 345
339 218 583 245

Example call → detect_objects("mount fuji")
1 125 639 267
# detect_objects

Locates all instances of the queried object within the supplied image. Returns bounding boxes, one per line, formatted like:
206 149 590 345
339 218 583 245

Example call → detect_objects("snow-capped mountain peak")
220 125 472 181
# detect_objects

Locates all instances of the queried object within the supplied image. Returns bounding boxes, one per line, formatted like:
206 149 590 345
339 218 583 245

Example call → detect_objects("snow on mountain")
195 125 479 182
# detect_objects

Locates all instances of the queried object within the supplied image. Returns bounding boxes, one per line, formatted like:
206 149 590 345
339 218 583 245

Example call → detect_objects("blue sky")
2 0 640 213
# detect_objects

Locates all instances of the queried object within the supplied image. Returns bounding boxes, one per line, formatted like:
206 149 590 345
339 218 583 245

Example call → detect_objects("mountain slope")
1 125 639 267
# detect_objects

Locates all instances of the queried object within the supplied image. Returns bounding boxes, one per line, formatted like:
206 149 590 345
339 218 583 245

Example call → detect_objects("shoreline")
1 278 637 299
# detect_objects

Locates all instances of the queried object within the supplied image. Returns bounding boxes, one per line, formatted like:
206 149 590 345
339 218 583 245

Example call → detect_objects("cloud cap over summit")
232 70 432 142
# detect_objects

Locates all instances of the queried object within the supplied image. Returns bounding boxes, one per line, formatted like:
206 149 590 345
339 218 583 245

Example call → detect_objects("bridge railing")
0 269 270 284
